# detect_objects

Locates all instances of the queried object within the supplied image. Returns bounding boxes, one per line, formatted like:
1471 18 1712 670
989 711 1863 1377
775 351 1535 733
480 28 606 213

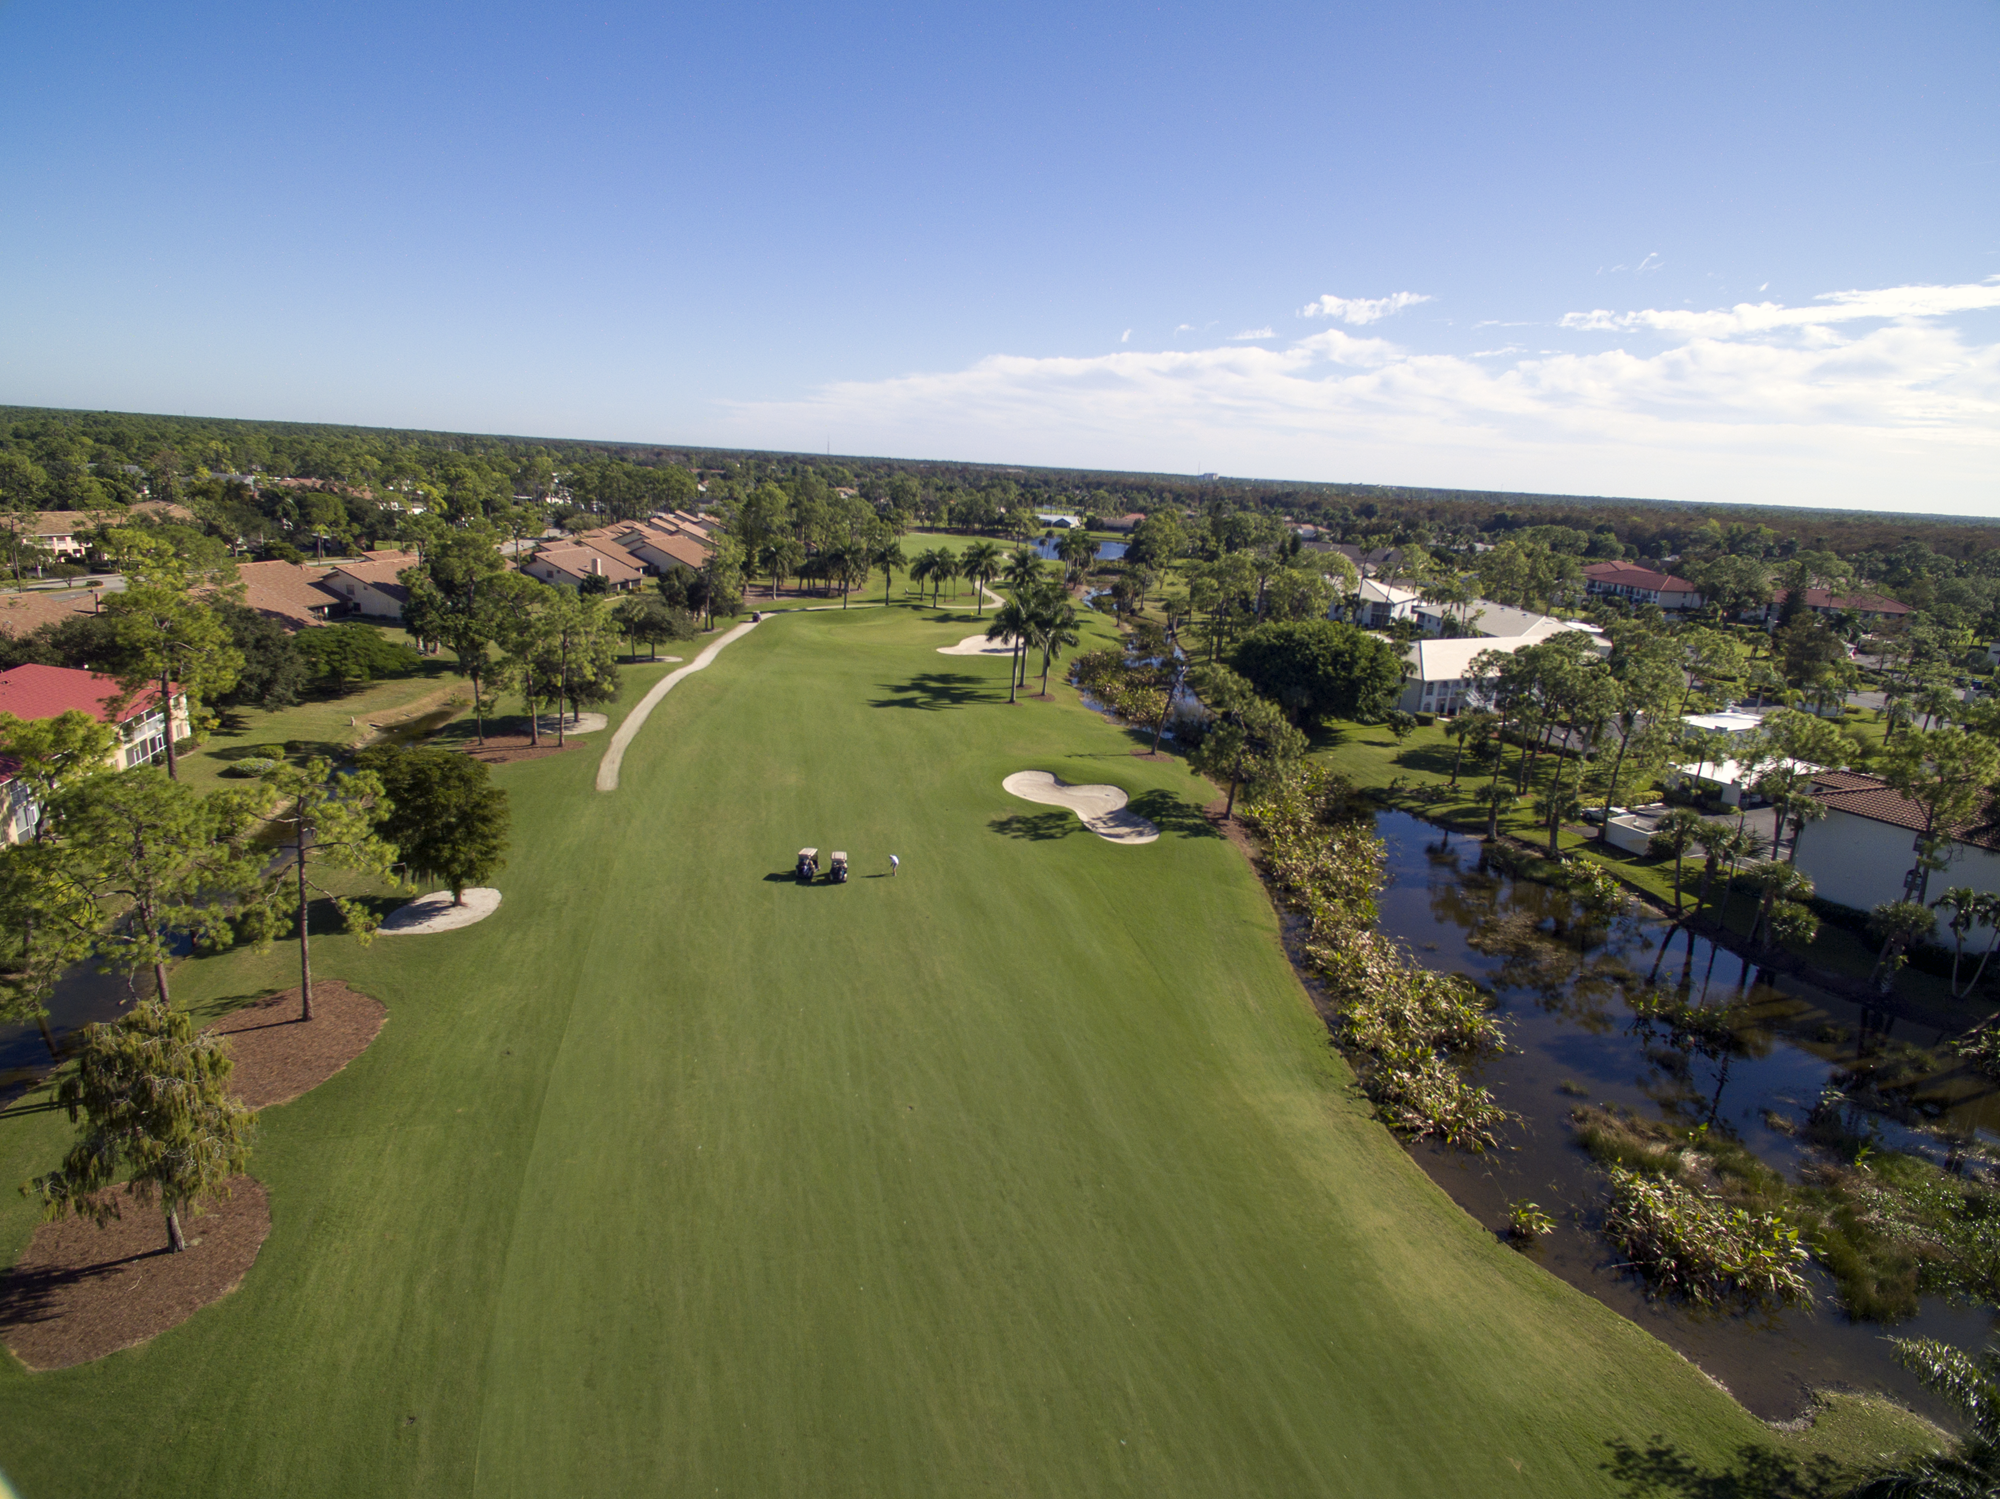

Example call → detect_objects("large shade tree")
357 746 510 909
25 1000 256 1254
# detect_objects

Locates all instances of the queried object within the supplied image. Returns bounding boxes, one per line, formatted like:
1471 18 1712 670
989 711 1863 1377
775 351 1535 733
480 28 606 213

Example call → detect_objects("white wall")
1793 808 2000 942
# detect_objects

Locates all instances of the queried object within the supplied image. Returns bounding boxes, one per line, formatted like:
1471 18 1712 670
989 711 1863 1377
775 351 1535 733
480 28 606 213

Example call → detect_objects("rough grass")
0 603 1833 1496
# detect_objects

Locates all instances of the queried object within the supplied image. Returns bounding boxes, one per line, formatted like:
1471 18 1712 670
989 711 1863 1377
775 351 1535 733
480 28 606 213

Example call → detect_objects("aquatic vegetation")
1507 1199 1555 1242
1601 1166 1812 1309
1247 766 1512 1150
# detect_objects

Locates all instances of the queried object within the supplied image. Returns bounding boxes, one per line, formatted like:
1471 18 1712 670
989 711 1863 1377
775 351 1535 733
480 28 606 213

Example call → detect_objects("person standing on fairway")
890 854 900 877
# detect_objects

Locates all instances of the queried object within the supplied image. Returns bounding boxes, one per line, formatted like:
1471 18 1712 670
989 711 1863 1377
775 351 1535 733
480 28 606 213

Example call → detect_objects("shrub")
1508 1200 1555 1241
1602 1166 1811 1308
1412 711 1435 727
221 758 280 778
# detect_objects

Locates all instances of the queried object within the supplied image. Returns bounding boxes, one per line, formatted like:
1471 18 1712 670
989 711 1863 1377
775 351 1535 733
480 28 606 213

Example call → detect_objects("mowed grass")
0 601 1801 1496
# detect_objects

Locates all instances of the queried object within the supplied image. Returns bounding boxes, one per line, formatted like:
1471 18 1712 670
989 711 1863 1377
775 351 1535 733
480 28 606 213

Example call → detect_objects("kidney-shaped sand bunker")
1001 772 1159 844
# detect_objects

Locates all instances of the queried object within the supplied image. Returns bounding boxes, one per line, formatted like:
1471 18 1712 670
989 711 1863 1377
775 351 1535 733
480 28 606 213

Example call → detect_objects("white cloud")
1120 329 1131 343
1561 277 2000 337
711 281 2000 513
1297 291 1432 325
1230 326 1275 341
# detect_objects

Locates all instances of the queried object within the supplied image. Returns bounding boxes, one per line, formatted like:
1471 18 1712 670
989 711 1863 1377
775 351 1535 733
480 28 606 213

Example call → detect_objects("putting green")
0 602 1777 1496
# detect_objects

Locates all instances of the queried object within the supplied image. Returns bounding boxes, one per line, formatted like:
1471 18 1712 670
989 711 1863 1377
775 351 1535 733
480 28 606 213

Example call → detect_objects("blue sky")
3 0 1996 511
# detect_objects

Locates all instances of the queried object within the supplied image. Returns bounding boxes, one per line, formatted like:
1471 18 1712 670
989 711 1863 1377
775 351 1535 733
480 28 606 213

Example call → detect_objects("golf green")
0 603 1777 1496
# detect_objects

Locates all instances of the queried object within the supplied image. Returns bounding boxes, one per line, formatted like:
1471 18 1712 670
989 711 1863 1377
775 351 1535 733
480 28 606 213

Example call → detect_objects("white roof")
1682 711 1764 735
1676 755 1818 788
1357 579 1421 605
1403 636 1535 683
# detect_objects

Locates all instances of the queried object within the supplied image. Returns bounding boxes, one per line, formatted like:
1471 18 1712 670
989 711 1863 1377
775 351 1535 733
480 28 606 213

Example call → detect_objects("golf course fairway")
0 602 1789 1496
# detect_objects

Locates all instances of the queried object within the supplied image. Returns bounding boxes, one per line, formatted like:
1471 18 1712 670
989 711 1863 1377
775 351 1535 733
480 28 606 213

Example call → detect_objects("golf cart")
828 851 850 884
795 847 819 883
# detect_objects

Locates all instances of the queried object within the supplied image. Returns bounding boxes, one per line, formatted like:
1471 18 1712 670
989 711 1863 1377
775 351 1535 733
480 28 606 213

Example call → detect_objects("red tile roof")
1773 587 1911 616
0 664 172 725
1583 560 1698 593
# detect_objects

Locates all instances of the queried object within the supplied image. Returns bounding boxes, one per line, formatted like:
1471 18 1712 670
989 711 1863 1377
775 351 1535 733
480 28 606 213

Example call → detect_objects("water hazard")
1360 808 1997 1423
1031 537 1127 563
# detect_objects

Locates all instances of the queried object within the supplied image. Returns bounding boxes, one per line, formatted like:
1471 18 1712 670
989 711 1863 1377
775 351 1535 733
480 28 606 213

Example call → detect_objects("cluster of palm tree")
902 541 996 611
983 548 1081 704
1933 887 2000 998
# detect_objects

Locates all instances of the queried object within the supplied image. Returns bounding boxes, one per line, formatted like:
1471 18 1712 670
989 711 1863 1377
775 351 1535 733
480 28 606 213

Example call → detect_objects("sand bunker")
938 633 1017 657
1001 772 1159 844
378 888 502 935
533 711 609 735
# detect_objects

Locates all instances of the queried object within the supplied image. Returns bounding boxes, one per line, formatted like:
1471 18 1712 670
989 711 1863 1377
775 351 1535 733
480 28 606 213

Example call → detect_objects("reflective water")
1032 537 1127 562
0 962 141 1106
1360 809 1996 1422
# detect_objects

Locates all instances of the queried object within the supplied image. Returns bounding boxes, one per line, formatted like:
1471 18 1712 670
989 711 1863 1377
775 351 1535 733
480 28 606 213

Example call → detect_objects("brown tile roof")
616 524 710 570
1775 587 1911 616
0 590 105 637
1809 769 2000 852
527 543 644 586
326 557 412 610
232 560 345 631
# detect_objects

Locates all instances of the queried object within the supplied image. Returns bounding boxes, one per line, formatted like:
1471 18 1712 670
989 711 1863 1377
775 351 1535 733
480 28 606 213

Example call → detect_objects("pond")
1031 537 1127 563
1360 808 1997 1423
0 962 141 1107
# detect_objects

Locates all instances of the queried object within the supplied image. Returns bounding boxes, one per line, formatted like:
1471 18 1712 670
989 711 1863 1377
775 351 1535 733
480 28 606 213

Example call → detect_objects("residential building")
325 552 418 620
522 542 645 591
1413 597 1607 651
231 560 346 631
603 520 712 577
1795 770 2000 944
0 664 193 841
1332 579 1422 629
1581 561 1703 611
1756 589 1913 627
1397 637 1516 716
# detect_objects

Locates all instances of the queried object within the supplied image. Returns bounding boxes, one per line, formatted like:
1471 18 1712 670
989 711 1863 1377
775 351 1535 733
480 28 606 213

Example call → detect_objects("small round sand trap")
378 888 502 935
938 633 1017 657
533 711 608 735
1001 772 1159 844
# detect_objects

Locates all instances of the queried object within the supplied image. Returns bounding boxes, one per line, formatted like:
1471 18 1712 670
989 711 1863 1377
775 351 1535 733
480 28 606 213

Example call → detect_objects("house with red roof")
0 664 191 842
1757 588 1913 627
1581 561 1703 611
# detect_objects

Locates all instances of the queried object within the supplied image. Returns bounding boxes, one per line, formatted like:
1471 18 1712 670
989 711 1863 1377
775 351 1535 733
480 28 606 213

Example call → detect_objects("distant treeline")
2 404 1995 583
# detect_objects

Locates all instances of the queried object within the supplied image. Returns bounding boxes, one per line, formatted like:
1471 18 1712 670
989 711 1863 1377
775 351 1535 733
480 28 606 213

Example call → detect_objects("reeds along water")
1336 808 2000 1425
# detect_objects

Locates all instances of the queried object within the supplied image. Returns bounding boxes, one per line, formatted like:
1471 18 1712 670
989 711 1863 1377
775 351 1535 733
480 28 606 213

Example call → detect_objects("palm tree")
760 537 804 600
1029 592 1080 697
986 601 1029 704
961 541 1003 617
1745 859 1814 948
872 541 906 605
1647 807 1706 916
826 542 865 607
1850 1338 2000 1497
1472 782 1515 840
1691 821 1756 931
1001 545 1044 597
1933 888 1997 997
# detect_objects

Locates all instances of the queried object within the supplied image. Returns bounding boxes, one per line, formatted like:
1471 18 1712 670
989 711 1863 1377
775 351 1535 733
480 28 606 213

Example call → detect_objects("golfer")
890 854 900 877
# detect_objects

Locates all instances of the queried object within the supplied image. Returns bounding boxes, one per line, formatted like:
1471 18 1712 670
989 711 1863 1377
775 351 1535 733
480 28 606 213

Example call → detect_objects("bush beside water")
1246 765 1511 1150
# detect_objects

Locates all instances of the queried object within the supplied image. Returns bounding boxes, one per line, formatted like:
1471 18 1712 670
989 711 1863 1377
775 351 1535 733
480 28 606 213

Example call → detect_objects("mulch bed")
455 732 576 766
1202 795 1262 864
204 981 387 1109
0 1179 271 1371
